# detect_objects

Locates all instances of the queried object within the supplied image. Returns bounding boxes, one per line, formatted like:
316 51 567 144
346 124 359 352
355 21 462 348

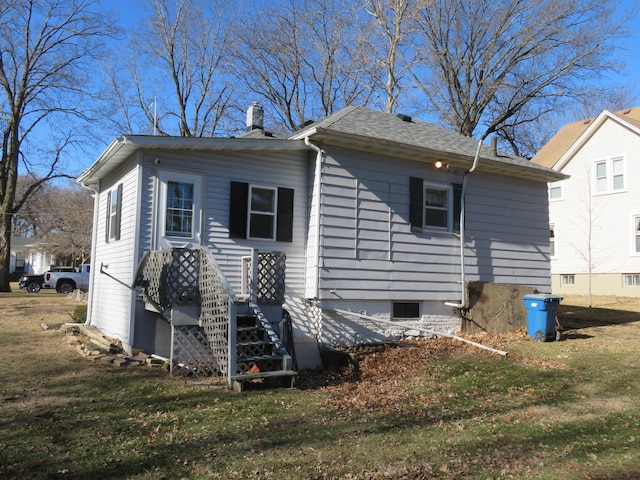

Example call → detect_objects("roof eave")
305 128 565 182
78 135 309 185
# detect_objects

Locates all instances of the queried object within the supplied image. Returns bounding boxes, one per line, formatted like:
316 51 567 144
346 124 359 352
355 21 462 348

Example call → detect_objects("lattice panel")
171 325 220 376
134 248 201 311
198 248 231 376
134 249 172 310
166 249 201 306
257 252 286 305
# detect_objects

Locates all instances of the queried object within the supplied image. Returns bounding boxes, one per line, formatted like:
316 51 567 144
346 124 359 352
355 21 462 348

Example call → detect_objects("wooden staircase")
230 302 297 392
134 247 296 390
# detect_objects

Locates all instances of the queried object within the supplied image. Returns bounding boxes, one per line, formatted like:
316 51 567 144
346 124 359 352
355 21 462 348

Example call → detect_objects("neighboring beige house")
532 107 640 297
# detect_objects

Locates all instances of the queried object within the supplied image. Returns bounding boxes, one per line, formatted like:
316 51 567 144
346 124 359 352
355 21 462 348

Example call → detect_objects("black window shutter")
409 177 423 233
229 181 248 239
115 183 123 241
105 191 111 243
276 187 294 242
453 183 462 234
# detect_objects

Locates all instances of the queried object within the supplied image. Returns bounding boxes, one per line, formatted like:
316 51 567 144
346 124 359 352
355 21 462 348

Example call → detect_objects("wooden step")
231 369 297 392
236 340 272 347
236 353 283 363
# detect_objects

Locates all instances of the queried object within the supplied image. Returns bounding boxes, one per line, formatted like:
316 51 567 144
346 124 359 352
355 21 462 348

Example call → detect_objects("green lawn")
1 286 639 479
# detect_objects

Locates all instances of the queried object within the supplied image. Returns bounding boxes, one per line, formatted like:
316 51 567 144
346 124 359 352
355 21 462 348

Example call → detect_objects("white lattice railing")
198 246 238 377
134 247 290 385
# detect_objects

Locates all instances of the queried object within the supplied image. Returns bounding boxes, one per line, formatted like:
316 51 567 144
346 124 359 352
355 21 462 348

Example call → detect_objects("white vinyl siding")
548 116 640 283
89 163 142 344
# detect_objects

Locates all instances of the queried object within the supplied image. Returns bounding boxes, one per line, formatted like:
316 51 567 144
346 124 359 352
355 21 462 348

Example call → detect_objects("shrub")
71 304 87 323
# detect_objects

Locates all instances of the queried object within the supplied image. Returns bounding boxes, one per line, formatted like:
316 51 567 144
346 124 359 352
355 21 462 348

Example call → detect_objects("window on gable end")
593 156 625 194
105 184 122 243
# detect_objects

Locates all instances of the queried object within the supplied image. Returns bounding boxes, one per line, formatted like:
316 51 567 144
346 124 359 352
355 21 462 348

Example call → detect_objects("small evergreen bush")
71 304 87 323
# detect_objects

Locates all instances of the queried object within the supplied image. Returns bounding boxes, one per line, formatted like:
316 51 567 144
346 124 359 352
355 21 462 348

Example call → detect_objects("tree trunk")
0 130 19 292
0 212 12 292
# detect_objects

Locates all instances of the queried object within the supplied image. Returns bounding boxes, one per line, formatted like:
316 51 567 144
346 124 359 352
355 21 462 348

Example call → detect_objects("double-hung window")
105 184 122 242
165 181 194 237
549 222 556 258
410 177 461 233
594 156 625 193
249 186 277 239
424 183 453 230
633 215 640 255
229 181 294 242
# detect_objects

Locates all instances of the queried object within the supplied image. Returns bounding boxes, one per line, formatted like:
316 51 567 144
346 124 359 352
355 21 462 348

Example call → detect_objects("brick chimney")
246 102 264 131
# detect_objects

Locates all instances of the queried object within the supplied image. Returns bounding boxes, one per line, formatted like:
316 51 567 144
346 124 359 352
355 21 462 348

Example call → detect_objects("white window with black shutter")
410 177 461 234
105 183 122 242
229 181 294 242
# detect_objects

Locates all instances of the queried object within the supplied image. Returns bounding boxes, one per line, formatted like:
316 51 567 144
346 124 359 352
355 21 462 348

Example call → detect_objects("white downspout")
73 180 100 326
304 136 323 299
445 139 483 310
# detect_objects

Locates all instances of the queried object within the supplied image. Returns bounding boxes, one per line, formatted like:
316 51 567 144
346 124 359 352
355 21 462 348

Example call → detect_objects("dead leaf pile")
296 330 570 415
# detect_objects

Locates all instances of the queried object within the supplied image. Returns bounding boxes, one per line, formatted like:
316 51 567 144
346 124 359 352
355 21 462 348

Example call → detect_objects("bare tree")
0 0 113 291
106 0 237 137
41 184 94 265
410 0 631 142
12 176 54 239
363 0 417 113
14 179 93 265
233 0 380 133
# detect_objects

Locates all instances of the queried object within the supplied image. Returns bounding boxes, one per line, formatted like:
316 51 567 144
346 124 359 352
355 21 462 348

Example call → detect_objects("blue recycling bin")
522 294 563 341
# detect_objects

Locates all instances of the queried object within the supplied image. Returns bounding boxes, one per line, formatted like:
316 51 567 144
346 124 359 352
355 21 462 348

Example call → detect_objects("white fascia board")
78 135 309 184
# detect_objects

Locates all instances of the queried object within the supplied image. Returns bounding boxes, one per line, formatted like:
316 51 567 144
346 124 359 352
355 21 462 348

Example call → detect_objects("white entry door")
155 170 203 249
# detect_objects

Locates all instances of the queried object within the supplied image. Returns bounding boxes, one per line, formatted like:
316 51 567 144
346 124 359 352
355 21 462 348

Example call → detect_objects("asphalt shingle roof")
291 105 563 181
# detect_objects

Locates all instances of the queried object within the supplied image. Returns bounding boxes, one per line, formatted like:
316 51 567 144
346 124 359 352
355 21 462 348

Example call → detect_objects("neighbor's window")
105 183 122 242
561 274 575 286
624 274 640 286
249 186 276 239
594 156 625 193
549 181 562 200
633 216 640 254
393 302 420 321
424 183 453 230
165 181 194 237
549 223 556 257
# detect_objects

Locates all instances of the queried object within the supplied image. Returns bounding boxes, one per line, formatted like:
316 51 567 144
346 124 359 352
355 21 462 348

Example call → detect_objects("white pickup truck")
43 264 91 293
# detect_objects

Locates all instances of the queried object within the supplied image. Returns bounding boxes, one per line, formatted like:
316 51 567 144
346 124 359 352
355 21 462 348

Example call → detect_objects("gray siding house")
79 105 562 385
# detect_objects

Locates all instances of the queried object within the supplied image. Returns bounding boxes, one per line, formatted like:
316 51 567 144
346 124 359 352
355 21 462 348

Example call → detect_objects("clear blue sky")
79 0 640 176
